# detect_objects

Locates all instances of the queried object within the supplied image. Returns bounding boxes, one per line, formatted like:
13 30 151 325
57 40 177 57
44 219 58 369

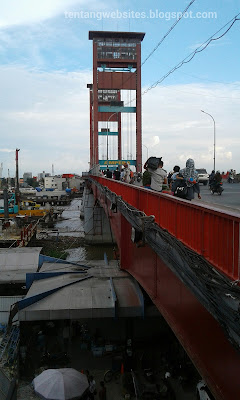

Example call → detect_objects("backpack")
142 170 151 186
173 179 188 199
147 157 160 170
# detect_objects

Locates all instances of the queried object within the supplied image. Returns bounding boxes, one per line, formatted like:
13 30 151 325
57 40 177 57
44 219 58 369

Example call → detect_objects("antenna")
52 164 54 176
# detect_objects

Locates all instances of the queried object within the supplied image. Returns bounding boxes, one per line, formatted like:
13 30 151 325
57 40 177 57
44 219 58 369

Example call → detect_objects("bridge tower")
88 31 145 172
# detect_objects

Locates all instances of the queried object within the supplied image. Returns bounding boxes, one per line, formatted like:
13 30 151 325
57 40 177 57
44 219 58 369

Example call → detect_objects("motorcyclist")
228 169 234 183
208 170 215 187
211 171 222 191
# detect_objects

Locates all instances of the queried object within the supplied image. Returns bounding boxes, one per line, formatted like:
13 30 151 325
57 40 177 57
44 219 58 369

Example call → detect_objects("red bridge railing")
92 176 240 282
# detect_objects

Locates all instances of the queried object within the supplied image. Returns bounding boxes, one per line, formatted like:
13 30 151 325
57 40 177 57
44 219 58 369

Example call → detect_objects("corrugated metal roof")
0 296 23 324
0 312 10 324
0 296 23 310
18 261 144 321
0 248 41 283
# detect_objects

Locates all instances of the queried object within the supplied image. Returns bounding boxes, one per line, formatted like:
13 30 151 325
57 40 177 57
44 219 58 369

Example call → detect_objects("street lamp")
143 144 149 160
201 110 216 171
106 112 118 167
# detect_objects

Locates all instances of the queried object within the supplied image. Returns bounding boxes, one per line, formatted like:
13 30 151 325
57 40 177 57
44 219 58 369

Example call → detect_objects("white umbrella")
33 368 89 400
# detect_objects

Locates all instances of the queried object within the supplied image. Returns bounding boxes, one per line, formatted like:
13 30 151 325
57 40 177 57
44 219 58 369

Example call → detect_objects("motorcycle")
228 175 234 183
210 182 224 195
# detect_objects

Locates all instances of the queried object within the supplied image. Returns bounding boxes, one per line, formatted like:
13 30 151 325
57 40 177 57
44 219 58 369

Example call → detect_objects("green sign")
99 160 136 166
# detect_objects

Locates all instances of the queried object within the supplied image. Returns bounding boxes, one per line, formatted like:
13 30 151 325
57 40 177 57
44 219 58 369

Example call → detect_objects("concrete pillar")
83 187 114 244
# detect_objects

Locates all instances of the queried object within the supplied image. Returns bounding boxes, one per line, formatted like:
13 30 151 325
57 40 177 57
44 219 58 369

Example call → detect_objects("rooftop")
89 31 145 41
18 260 145 321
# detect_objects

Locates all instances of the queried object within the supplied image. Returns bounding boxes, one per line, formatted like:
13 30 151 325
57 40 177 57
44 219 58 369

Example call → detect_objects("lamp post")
201 110 216 171
143 144 149 160
106 112 118 167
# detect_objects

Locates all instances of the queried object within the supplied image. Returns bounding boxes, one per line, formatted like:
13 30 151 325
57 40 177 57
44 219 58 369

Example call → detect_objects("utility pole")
8 169 10 190
201 110 216 171
15 149 20 207
0 162 3 189
3 188 9 219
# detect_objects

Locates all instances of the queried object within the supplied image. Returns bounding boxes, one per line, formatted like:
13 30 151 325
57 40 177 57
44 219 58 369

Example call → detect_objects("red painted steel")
98 112 118 122
117 91 122 160
89 31 144 172
91 178 240 399
92 176 240 281
93 41 99 165
98 71 136 90
89 87 93 168
136 43 142 173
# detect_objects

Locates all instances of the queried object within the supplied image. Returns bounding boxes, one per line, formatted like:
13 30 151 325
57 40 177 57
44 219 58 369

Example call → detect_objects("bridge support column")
82 187 114 244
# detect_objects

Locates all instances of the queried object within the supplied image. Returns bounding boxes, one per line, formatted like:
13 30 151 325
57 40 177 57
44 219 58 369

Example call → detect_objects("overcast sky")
0 0 239 177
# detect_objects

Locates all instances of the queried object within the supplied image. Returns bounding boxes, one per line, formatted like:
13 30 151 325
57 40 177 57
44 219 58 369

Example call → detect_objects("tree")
26 177 39 188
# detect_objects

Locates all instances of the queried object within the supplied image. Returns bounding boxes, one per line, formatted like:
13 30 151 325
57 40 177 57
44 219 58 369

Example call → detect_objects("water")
55 198 115 263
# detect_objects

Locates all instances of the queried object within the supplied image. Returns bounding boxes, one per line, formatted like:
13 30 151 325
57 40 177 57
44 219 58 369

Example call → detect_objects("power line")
120 0 197 89
141 0 197 67
150 57 240 89
142 13 240 95
159 84 240 100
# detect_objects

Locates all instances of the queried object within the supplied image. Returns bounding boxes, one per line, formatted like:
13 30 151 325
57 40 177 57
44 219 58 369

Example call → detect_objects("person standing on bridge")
144 158 167 192
113 166 120 180
179 158 201 201
105 168 112 179
122 162 131 183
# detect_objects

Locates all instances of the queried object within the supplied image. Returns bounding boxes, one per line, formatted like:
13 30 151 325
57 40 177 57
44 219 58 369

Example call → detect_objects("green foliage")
43 249 68 260
26 177 39 188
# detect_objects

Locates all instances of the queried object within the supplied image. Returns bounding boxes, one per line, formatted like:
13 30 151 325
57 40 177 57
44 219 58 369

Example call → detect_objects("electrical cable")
141 0 197 67
104 191 120 266
119 0 197 90
123 12 240 107
158 84 240 100
91 177 240 351
142 13 240 96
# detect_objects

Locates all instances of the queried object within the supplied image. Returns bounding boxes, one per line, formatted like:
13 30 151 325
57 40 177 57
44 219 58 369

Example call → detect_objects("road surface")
195 181 240 212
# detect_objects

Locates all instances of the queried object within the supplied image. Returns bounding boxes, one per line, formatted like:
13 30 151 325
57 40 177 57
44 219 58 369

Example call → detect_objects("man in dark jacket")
113 167 120 180
106 168 112 178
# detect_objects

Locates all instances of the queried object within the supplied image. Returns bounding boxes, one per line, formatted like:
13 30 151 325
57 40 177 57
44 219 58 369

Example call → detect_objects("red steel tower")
88 31 145 172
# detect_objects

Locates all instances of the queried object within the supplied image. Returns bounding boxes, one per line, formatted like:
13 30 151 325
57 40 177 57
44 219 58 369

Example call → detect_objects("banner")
99 159 136 166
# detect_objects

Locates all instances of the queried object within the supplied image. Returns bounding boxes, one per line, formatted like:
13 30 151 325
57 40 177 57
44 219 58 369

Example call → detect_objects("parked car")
196 380 215 400
196 169 209 185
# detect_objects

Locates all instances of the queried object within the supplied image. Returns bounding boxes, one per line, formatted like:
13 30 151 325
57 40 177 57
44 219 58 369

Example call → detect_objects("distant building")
62 174 83 190
44 176 66 190
38 171 50 180
23 172 32 182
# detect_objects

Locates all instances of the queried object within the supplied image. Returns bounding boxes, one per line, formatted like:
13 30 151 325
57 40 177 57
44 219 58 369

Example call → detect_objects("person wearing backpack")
144 157 167 192
179 158 201 201
142 170 151 188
